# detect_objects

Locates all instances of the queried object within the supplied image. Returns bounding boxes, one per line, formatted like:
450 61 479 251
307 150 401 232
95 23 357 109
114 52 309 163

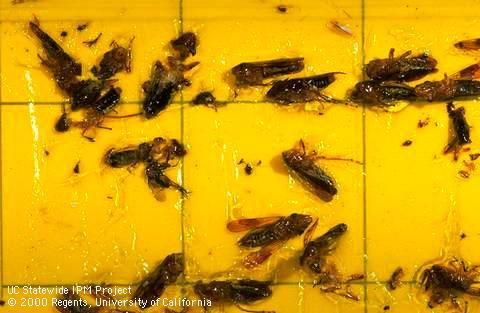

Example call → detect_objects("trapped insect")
194 280 273 313
365 49 437 82
444 102 471 160
231 57 304 86
133 253 184 310
266 72 342 104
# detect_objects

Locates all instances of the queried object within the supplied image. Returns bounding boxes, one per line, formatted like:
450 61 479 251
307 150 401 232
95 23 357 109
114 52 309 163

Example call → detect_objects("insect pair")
228 216 362 300
352 48 480 108
231 58 343 105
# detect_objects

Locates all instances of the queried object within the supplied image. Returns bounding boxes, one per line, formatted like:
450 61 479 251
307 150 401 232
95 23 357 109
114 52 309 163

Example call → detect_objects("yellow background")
0 0 480 312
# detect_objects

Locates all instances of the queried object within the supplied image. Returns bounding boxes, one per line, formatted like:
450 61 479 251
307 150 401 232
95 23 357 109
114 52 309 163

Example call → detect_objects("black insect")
232 57 304 86
421 258 480 309
282 141 337 202
365 49 437 82
350 80 416 107
445 102 471 159
142 59 198 119
83 33 102 48
227 214 313 268
171 32 198 61
91 38 134 80
266 72 341 104
133 253 184 310
70 79 111 111
194 280 272 310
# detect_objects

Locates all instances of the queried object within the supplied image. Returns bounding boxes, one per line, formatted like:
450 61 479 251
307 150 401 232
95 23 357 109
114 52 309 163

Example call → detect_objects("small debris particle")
244 164 253 175
402 140 412 146
458 170 470 178
417 117 430 128
277 5 287 13
256 160 262 166
60 31 68 37
461 232 467 239
329 20 353 36
106 196 113 200
0 300 5 306
83 32 102 47
74 161 80 174
383 306 390 311
44 150 50 156
470 153 480 161
238 158 245 165
77 23 88 31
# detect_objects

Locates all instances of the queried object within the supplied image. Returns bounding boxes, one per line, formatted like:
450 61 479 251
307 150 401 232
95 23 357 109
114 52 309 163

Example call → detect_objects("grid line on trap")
0 20 4 299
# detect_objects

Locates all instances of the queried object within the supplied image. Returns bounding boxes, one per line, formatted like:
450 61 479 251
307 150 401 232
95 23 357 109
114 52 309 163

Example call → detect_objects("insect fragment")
133 253 184 310
232 58 304 86
365 49 437 82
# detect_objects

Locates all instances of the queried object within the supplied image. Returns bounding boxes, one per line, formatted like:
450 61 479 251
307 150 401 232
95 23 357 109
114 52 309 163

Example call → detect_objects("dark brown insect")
301 223 363 301
350 80 416 107
91 38 134 80
227 214 313 268
365 49 437 82
415 76 480 102
402 140 412 147
193 280 272 309
133 253 184 310
277 5 288 13
77 23 88 31
29 20 82 93
142 59 198 119
421 258 480 309
266 72 341 104
70 79 112 111
455 38 480 50
232 57 304 86
83 33 102 48
387 267 404 291
282 141 337 202
444 102 471 159
171 32 198 61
